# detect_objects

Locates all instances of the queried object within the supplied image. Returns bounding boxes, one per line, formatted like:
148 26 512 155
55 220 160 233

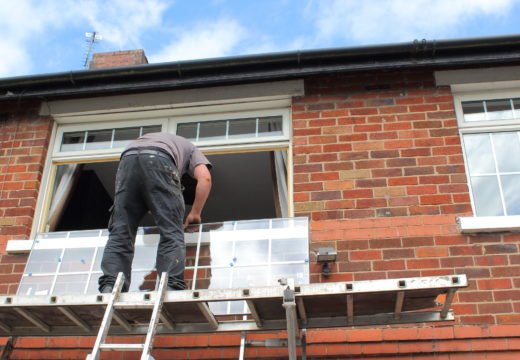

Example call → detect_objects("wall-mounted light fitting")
316 247 337 275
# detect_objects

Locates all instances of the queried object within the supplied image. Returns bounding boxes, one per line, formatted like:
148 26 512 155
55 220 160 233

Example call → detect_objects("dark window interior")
51 150 286 231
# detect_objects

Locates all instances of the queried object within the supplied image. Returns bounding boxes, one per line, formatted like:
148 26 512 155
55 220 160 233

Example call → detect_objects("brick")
373 259 405 270
485 244 518 254
416 247 449 257
407 258 440 269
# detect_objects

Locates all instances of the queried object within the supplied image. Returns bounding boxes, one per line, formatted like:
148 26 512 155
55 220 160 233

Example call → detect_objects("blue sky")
1 0 520 78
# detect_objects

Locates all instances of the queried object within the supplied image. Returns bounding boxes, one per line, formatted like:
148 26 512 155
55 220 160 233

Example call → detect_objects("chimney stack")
89 49 148 69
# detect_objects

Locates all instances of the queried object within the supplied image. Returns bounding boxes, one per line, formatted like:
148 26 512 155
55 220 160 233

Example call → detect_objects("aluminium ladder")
86 272 169 360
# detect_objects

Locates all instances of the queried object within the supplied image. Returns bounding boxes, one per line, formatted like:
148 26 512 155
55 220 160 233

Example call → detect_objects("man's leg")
142 155 186 290
99 155 147 292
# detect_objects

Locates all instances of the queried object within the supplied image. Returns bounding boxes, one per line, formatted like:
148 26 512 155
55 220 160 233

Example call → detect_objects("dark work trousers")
98 151 186 292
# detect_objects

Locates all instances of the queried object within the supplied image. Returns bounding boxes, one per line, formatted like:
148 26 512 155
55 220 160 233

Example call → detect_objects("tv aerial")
83 31 102 68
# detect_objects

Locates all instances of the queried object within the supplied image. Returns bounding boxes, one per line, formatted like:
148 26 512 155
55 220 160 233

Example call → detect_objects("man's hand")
184 212 202 228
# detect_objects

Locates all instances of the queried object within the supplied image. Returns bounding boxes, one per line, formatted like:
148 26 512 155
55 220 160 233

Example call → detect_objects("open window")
38 109 291 233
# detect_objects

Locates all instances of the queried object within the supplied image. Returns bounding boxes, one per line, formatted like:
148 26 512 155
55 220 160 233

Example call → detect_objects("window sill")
6 240 34 254
457 215 520 233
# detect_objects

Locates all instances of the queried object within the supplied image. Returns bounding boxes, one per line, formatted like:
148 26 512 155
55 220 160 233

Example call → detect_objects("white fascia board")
457 215 520 233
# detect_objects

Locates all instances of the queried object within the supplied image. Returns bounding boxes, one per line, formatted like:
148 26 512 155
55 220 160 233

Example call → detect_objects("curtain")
47 164 81 231
273 150 288 218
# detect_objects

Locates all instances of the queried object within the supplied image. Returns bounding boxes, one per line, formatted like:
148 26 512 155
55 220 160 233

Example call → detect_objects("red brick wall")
1 70 519 358
292 71 520 327
0 102 53 294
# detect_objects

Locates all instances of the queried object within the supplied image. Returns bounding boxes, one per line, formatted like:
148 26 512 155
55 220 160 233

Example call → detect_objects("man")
98 132 212 293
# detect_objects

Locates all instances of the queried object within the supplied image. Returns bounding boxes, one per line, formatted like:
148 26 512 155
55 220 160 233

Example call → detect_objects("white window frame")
53 118 168 162
14 101 293 253
170 108 291 150
453 85 520 232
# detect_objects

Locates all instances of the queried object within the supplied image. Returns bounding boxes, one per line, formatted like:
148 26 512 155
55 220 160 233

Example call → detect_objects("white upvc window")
28 105 292 240
454 87 520 232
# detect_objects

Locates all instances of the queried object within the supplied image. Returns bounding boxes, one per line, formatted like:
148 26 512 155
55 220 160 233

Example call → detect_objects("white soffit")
40 80 304 121
434 66 520 92
457 215 520 233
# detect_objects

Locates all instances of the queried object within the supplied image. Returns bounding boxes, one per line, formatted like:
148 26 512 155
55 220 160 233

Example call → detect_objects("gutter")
1 34 520 100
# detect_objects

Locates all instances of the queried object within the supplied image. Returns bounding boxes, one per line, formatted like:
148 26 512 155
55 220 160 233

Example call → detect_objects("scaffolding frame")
0 275 467 359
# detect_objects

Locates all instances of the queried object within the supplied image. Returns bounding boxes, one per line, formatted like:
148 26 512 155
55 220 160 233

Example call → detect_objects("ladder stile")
141 272 169 359
87 272 125 360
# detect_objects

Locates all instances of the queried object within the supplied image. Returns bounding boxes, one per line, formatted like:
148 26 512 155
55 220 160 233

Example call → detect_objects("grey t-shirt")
125 133 211 178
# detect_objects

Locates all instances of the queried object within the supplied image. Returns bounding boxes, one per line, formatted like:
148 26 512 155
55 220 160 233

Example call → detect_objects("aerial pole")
83 31 102 68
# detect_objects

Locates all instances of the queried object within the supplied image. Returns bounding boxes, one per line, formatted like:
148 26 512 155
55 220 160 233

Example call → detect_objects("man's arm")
184 164 212 228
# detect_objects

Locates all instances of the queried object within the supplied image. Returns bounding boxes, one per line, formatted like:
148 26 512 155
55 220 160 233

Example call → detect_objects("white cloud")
308 0 515 44
149 19 247 63
79 0 168 49
0 0 169 76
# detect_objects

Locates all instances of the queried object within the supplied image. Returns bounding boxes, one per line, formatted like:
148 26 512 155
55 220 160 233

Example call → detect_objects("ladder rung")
114 302 155 310
100 343 145 351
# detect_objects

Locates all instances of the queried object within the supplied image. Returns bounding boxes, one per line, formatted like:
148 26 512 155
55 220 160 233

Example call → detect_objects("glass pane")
234 266 268 287
133 245 157 269
462 101 486 122
87 272 102 294
59 248 95 273
501 175 520 215
258 116 283 136
208 239 234 267
142 125 161 134
207 267 232 289
199 120 227 140
176 123 198 140
93 247 104 271
228 118 256 138
463 134 495 174
25 249 61 274
17 275 54 296
236 219 270 230
272 238 308 262
493 132 520 173
270 263 308 284
85 129 113 150
234 239 269 265
61 131 85 152
53 274 89 295
471 176 504 216
113 127 140 148
486 99 513 120
130 270 157 292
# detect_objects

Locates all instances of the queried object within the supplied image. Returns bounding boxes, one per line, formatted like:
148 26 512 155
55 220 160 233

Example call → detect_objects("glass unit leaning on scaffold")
17 217 309 315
